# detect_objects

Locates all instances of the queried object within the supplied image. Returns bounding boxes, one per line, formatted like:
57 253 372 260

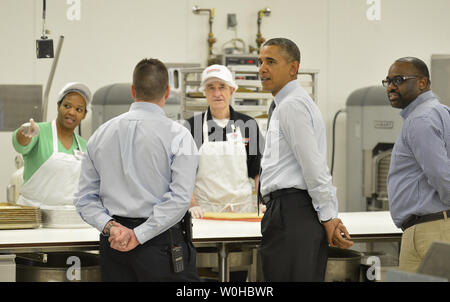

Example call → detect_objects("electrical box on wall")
227 13 237 28
36 39 54 59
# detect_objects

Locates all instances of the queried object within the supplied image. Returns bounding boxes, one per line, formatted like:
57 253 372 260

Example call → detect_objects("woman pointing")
12 82 91 210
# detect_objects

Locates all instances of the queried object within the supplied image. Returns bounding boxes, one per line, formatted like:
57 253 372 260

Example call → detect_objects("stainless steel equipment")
417 241 450 280
325 247 362 282
90 83 133 132
180 66 318 119
196 245 255 281
15 252 101 282
91 63 200 132
431 54 450 107
385 242 450 282
0 254 16 282
218 54 258 68
346 86 403 211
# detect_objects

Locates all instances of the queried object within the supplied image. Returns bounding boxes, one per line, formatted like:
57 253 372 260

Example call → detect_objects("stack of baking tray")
0 203 41 229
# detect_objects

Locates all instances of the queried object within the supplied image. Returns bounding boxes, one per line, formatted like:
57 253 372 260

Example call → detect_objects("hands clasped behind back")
323 218 354 249
108 221 139 252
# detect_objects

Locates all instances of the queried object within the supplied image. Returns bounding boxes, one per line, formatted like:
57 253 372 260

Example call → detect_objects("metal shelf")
234 92 273 100
179 66 319 120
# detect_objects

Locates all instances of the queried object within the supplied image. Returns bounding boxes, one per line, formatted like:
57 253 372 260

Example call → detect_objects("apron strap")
51 120 82 154
202 110 240 143
202 110 209 143
73 132 82 151
51 120 58 154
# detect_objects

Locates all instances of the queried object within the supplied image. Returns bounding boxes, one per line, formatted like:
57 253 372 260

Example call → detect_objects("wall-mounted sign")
67 0 81 21
366 0 381 21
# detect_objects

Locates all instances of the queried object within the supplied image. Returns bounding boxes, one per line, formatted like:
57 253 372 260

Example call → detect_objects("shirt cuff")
133 220 166 244
317 203 337 222
95 213 114 234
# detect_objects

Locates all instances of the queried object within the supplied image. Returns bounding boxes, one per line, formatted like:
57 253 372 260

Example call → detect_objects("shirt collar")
207 105 236 121
274 80 300 106
130 101 165 116
400 90 435 119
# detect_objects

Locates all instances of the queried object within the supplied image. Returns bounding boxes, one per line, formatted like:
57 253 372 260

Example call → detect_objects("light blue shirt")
260 80 338 221
388 90 450 228
74 102 198 244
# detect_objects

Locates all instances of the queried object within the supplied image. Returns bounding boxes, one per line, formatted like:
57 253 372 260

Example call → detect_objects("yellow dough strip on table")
201 212 263 222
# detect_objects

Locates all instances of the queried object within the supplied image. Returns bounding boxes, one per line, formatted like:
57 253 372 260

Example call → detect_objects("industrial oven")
346 86 403 212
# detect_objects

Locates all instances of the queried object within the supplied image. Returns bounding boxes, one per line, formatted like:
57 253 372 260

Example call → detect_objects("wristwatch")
102 220 114 236
320 218 333 224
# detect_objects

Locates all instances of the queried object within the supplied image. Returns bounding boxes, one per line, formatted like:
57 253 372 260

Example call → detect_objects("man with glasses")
384 57 450 272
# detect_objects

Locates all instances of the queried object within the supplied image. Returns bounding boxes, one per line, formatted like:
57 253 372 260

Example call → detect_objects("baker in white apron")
18 120 83 210
187 65 264 218
14 82 91 216
193 111 254 213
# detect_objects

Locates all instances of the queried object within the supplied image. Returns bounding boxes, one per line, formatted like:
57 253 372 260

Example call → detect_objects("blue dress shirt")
388 90 450 228
260 80 338 221
74 102 198 244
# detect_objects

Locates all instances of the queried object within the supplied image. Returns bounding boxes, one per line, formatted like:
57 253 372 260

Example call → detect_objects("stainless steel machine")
346 86 403 211
91 83 182 132
91 63 200 132
431 54 450 107
90 83 133 132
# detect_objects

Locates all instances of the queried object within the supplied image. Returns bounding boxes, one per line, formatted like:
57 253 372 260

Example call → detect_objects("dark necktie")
267 100 276 128
258 100 276 215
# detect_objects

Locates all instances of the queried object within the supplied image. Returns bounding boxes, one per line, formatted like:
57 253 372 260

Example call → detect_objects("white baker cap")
199 65 238 92
57 82 92 105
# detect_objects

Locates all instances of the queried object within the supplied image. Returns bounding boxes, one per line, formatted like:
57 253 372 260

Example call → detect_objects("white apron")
194 112 254 213
18 120 83 210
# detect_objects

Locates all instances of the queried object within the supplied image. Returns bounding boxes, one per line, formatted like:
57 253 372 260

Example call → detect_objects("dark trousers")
99 216 200 282
260 189 328 282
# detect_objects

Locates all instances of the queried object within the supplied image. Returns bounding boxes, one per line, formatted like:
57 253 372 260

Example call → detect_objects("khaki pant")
399 212 450 272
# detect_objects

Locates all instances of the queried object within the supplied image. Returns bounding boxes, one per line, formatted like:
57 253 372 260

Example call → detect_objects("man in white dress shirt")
257 38 353 281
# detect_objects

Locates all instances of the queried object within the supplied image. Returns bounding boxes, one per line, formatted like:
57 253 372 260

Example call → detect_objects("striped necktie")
258 100 276 214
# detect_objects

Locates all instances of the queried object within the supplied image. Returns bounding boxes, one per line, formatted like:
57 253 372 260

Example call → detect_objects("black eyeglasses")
382 75 418 87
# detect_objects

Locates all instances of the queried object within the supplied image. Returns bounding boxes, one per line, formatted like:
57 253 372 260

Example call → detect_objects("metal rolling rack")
180 66 319 120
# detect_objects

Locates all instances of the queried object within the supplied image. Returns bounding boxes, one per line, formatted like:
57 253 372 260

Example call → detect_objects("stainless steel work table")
0 211 402 282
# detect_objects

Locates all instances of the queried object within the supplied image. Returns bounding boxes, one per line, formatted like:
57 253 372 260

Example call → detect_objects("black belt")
401 210 450 231
261 188 306 205
112 216 181 230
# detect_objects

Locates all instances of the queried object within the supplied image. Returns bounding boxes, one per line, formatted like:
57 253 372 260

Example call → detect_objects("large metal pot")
16 252 101 282
325 247 362 282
